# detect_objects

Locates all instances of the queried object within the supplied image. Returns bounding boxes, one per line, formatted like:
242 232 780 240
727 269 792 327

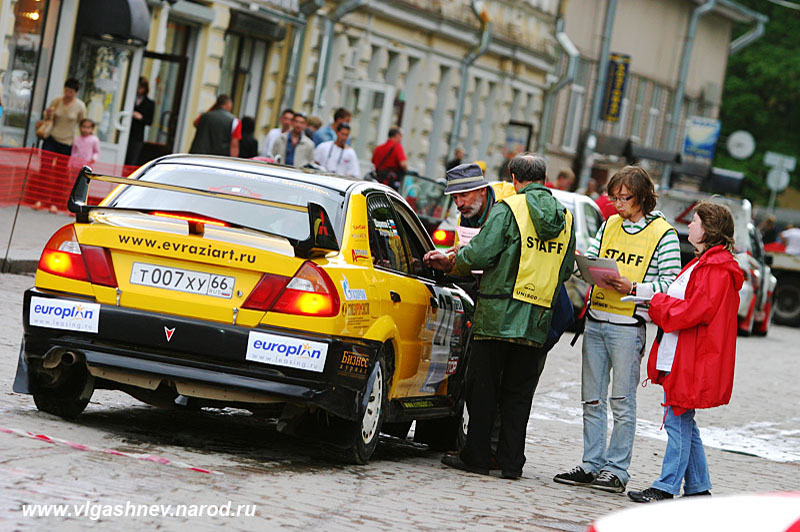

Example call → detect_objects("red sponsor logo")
352 249 369 262
164 326 175 342
446 356 459 375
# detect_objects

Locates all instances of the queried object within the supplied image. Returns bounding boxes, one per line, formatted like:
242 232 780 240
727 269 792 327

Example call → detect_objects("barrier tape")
0 148 138 213
0 426 222 475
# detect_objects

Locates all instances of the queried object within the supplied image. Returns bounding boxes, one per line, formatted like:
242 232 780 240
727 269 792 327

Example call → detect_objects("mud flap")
12 341 33 394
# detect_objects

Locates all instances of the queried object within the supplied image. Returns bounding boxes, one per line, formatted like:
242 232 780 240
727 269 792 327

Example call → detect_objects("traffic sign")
727 130 755 160
764 151 796 171
766 168 790 192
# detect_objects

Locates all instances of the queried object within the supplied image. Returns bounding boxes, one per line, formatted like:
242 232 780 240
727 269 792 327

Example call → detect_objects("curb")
0 259 38 275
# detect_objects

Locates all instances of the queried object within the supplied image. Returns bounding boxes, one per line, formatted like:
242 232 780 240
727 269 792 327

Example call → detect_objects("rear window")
107 163 345 242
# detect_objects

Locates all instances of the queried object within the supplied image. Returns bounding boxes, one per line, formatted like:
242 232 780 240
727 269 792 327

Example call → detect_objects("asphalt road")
1 272 798 531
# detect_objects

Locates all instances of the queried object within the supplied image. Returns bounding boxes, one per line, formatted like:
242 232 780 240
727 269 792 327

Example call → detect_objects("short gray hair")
508 152 547 183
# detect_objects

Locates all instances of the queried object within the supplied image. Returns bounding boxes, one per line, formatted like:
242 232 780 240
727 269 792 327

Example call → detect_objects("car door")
365 192 430 398
388 196 464 397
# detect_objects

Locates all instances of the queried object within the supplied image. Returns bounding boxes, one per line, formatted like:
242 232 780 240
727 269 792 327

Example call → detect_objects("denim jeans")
651 406 712 495
580 319 646 485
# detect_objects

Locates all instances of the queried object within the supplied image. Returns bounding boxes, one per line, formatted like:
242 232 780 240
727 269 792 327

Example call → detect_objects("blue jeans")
651 406 712 495
581 319 646 485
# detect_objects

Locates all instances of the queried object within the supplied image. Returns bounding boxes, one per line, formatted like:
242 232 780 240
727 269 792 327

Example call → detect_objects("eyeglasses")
609 194 635 203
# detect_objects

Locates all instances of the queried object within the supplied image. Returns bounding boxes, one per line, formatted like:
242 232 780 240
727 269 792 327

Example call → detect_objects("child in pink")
71 118 101 163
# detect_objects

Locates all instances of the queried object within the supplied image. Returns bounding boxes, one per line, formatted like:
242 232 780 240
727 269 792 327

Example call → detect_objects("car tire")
773 276 800 327
32 368 93 420
347 348 388 464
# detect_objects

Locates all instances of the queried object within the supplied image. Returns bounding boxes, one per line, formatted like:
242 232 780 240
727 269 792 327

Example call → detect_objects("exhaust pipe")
42 350 81 369
60 351 77 366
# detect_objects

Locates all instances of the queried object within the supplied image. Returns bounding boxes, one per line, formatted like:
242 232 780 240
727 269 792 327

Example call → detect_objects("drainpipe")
312 0 367 116
447 1 493 162
721 0 768 54
281 0 324 110
577 0 617 191
537 0 579 153
661 0 718 189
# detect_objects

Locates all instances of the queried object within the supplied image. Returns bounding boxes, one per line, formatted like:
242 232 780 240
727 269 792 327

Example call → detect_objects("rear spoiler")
68 166 339 259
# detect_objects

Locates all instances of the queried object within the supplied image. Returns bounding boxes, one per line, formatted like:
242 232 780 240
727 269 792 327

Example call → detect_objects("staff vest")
503 194 573 308
589 214 673 316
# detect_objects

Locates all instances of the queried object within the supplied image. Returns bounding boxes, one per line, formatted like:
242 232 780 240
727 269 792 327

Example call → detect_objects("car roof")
149 154 361 195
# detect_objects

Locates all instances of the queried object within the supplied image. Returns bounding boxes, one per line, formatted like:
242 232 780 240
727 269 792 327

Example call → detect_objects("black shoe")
628 487 673 503
589 470 626 493
683 490 711 497
441 453 489 475
501 470 522 480
553 465 597 486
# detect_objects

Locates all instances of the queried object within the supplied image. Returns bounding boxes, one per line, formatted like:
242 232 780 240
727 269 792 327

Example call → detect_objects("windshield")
107 163 345 242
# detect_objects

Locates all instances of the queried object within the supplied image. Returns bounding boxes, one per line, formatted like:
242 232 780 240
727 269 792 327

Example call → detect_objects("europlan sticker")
246 331 328 373
29 297 100 333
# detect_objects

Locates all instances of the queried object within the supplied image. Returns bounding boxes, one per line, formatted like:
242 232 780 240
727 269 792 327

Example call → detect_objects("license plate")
130 263 234 299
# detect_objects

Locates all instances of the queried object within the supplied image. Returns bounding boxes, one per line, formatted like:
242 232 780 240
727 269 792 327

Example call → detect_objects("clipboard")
575 255 620 289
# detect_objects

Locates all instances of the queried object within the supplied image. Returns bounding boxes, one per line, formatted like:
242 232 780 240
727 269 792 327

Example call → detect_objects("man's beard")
460 202 483 219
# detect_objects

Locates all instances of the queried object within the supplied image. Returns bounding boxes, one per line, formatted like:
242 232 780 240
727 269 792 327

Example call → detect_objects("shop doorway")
137 51 188 164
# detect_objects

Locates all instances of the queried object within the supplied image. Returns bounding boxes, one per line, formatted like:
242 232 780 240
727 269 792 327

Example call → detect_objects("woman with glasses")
628 201 743 502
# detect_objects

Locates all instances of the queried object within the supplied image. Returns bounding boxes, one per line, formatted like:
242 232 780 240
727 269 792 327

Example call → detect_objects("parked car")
14 155 474 463
550 188 605 316
767 250 800 327
657 189 777 336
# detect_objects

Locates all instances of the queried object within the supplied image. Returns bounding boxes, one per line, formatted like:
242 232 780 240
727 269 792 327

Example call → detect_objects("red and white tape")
0 426 222 475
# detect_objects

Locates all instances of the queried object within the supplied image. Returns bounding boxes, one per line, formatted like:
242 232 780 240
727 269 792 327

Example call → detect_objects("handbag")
35 119 52 140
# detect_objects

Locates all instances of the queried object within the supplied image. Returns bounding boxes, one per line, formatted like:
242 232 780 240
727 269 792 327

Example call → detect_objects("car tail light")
38 225 117 287
432 229 455 247
242 273 291 311
151 211 228 227
270 262 340 317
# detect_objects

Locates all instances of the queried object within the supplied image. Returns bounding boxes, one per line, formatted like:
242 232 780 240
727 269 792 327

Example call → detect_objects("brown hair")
694 201 735 255
607 165 657 214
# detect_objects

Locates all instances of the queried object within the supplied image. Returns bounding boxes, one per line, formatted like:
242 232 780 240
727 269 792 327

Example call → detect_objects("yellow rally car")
13 155 473 463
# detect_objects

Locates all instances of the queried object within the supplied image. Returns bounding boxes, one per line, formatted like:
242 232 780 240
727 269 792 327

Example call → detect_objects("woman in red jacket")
628 202 744 503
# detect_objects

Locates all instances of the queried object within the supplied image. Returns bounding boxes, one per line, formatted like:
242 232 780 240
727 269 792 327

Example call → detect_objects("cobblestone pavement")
0 272 798 531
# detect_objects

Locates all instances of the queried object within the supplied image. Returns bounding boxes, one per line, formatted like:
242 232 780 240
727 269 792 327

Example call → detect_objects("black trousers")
460 339 548 473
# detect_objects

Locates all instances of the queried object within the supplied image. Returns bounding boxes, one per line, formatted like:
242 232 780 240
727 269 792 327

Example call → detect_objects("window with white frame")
561 58 590 152
644 85 663 146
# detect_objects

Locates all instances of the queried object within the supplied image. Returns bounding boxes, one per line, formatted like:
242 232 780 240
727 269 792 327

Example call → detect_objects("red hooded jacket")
646 245 744 414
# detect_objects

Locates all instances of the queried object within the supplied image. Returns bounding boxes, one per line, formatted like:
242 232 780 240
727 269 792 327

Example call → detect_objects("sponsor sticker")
29 296 100 333
338 350 369 379
351 248 369 262
246 332 328 372
446 356 459 375
341 276 367 301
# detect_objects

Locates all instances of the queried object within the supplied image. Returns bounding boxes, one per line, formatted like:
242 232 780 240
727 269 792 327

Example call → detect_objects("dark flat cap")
444 163 488 195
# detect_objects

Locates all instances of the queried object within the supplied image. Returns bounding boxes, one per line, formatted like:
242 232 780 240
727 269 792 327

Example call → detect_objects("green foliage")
717 0 800 204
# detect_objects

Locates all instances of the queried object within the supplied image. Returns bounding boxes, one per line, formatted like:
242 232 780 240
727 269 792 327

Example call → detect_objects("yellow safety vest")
589 214 673 316
503 194 573 308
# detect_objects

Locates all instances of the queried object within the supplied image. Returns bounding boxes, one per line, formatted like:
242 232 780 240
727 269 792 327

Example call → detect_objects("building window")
1 0 49 147
561 58 589 153
643 85 663 147
219 32 266 118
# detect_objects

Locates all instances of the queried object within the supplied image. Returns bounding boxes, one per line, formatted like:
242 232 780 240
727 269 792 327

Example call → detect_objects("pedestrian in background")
554 166 680 494
188 94 241 157
446 147 465 171
239 116 259 159
778 224 800 255
758 215 779 245
313 107 351 146
628 202 743 502
41 78 86 156
372 126 408 191
425 153 575 479
271 112 314 167
305 115 322 140
125 77 154 165
71 118 100 164
262 108 294 156
314 123 359 178
546 168 575 191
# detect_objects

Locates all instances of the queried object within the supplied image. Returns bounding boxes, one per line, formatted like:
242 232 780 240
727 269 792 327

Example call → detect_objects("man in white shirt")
313 123 360 178
261 108 294 157
779 226 800 255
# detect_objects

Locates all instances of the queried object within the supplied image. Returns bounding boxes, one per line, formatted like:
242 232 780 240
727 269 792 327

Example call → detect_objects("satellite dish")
727 130 755 160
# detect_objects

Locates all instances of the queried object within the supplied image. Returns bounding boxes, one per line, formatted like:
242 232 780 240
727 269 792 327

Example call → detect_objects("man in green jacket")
425 153 576 479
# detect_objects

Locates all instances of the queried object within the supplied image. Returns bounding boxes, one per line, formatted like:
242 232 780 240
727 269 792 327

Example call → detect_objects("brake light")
432 229 455 247
270 262 340 317
242 273 291 311
151 212 228 227
37 225 116 287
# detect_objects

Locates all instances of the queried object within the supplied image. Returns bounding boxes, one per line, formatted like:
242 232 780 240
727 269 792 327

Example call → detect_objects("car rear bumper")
16 288 380 420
